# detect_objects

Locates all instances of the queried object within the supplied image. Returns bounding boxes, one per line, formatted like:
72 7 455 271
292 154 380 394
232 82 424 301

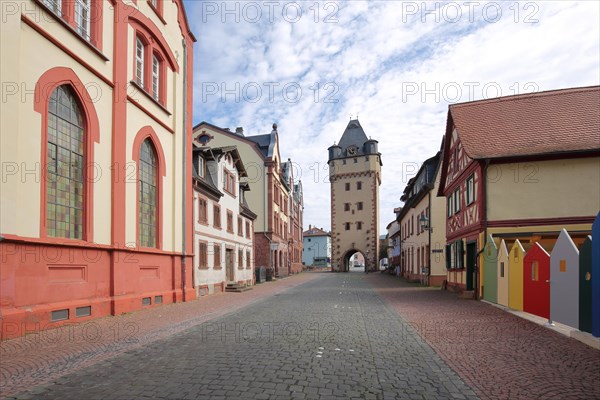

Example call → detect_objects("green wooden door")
483 236 498 303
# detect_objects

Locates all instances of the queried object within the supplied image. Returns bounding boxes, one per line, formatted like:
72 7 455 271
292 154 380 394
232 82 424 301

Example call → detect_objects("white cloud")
184 0 600 233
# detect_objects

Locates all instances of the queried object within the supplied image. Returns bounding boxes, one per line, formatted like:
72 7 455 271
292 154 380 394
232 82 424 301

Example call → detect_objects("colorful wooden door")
508 240 525 311
523 243 550 319
497 240 509 307
592 212 600 338
550 229 579 329
579 236 592 334
483 235 498 303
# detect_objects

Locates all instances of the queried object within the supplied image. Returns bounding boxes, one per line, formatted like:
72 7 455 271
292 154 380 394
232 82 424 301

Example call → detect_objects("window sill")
130 80 171 116
34 0 109 61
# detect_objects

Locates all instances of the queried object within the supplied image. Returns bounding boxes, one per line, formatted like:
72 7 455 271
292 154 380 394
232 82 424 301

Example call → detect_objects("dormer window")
198 157 205 178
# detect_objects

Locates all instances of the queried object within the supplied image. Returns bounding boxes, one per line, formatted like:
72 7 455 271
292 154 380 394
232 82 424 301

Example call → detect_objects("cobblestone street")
2 272 599 400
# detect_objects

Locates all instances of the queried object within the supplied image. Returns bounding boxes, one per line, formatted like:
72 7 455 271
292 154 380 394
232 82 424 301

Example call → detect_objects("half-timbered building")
438 86 600 296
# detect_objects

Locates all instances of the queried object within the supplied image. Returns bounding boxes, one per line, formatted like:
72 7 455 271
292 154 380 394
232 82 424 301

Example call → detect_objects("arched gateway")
328 120 382 272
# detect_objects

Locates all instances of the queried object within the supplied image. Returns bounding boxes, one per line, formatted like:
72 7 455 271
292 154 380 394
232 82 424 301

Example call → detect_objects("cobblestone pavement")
0 273 319 398
3 272 478 400
366 273 600 400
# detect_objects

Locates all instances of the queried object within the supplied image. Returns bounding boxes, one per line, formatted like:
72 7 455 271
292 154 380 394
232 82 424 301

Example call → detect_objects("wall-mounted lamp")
419 215 433 232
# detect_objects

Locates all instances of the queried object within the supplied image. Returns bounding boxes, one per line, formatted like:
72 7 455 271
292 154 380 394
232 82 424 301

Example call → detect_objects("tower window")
344 223 350 231
345 182 350 191
357 181 362 190
344 203 350 211
357 222 363 230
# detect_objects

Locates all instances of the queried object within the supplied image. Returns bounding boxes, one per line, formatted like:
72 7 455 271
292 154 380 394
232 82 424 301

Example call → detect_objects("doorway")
466 241 476 291
226 248 234 283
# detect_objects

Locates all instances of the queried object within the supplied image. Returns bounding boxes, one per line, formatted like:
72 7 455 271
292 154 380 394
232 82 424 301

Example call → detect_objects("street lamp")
419 215 433 232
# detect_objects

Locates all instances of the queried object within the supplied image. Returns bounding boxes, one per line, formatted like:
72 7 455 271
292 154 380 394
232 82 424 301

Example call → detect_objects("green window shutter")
445 244 452 269
457 240 464 269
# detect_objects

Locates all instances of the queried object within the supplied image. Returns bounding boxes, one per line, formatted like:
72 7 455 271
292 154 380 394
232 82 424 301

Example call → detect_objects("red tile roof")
449 86 600 159
303 227 330 237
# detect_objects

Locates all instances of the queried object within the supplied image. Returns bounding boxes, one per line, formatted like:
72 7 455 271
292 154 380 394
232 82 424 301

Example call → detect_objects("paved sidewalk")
0 273 319 398
366 273 600 400
3 272 478 400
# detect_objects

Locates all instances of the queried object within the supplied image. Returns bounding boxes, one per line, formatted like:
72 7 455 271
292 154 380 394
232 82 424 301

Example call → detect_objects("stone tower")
328 119 382 272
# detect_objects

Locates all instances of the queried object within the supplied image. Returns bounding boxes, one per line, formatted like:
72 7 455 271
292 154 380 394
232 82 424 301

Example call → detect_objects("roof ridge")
450 85 599 109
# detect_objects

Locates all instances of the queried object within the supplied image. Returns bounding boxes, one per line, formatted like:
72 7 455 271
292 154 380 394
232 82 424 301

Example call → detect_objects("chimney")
309 224 312 230
235 127 244 136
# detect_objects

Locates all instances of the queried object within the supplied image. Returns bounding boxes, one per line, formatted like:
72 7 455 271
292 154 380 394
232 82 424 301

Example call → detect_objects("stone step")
225 284 253 293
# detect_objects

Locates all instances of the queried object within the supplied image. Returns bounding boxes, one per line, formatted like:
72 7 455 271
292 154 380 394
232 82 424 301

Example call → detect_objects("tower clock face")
348 147 356 155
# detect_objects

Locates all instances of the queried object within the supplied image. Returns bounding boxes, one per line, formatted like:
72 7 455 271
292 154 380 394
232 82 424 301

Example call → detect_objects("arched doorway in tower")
342 250 367 273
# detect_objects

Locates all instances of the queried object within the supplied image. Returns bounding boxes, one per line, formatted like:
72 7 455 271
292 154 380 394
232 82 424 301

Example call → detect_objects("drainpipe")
263 162 272 278
181 39 188 301
427 191 432 286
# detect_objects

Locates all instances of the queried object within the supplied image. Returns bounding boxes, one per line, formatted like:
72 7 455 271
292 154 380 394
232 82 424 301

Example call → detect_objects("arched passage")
340 250 367 273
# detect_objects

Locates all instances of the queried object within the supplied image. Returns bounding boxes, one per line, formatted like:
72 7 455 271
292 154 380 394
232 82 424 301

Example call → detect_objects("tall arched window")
46 85 85 239
139 139 158 248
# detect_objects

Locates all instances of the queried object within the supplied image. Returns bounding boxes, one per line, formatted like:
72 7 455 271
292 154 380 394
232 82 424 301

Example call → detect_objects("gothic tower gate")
328 120 382 272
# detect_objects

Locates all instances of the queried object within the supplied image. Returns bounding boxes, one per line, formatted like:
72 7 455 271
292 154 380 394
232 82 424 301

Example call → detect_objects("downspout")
181 39 188 301
263 162 272 277
427 191 432 286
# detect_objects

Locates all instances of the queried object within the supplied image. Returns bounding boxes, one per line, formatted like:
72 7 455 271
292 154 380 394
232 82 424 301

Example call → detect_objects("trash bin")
256 266 266 283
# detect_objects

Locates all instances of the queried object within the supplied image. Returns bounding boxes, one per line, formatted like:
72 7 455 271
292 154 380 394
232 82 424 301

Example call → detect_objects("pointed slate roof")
338 119 369 150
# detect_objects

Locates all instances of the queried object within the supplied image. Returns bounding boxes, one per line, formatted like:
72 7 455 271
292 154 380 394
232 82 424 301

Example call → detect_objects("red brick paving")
367 273 600 400
0 273 320 398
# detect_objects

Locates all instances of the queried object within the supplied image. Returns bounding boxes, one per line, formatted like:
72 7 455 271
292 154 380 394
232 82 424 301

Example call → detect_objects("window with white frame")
44 0 62 15
136 37 145 87
466 175 474 205
198 156 205 178
447 195 453 218
75 0 91 40
453 188 460 214
152 54 160 100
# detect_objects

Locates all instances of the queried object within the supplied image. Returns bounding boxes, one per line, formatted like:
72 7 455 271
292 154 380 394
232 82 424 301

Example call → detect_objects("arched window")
46 85 85 239
139 139 158 247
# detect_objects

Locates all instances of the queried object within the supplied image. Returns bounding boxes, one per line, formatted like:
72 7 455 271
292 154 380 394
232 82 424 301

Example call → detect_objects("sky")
182 0 600 233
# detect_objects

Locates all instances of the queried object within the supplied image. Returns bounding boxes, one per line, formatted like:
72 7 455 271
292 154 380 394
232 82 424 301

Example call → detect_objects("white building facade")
192 146 256 295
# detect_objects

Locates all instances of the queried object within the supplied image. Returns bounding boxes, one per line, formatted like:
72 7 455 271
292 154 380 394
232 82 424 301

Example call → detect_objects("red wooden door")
523 243 551 319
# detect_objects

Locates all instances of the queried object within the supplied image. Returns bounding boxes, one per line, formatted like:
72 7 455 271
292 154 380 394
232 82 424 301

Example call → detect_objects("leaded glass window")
46 86 85 239
139 139 158 248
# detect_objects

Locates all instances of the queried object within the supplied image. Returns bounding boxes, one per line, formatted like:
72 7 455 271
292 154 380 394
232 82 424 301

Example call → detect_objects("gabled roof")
192 151 222 200
448 85 600 159
304 227 330 237
338 119 369 150
196 146 247 177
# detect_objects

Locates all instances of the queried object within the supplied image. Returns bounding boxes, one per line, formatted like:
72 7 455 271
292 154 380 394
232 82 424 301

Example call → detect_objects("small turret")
328 142 342 161
364 138 378 154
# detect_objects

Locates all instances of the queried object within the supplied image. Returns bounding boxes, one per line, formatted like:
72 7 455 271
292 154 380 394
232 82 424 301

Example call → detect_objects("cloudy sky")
183 0 600 232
